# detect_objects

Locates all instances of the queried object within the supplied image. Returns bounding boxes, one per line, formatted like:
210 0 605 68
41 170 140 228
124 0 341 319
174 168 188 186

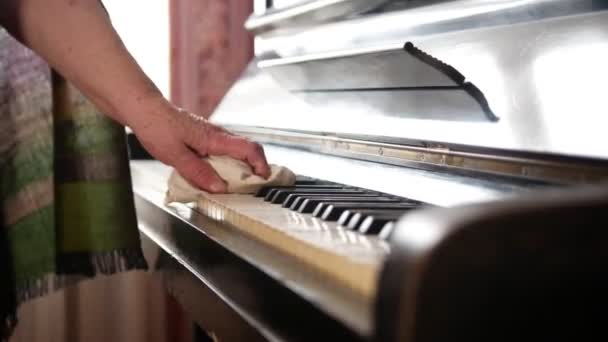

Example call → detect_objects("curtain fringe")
16 248 148 304
2 249 147 341
1 313 17 342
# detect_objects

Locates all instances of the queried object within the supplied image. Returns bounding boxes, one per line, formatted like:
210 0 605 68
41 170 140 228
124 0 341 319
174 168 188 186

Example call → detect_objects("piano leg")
143 235 268 342
193 324 213 342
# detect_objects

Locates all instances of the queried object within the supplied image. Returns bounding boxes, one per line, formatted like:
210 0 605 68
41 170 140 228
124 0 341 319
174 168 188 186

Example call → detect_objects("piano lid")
212 0 608 161
247 0 390 33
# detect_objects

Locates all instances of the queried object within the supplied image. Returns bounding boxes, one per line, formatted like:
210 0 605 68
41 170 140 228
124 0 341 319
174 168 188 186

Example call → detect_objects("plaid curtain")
0 29 146 341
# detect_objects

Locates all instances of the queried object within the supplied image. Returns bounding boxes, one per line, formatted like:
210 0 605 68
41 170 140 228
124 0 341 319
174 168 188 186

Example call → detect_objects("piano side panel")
376 185 608 341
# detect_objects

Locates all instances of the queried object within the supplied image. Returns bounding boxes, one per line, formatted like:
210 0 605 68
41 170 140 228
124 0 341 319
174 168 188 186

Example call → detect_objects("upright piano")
131 1 608 341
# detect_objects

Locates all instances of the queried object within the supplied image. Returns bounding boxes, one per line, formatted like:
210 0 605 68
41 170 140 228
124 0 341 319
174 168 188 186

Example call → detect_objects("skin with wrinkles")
0 0 270 193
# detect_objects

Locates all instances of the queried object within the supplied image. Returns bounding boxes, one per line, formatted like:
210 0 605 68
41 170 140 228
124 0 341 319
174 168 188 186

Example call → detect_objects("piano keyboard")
192 176 426 300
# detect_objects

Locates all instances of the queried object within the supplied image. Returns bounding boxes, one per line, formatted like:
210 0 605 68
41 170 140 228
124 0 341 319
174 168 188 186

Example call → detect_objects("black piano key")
283 194 304 209
283 193 380 209
296 180 322 185
255 187 274 198
288 196 307 210
337 208 409 227
296 196 396 213
338 210 357 226
345 214 365 230
263 188 280 200
258 185 344 199
378 222 395 240
346 214 365 230
289 194 381 210
346 211 403 232
269 189 366 204
263 186 344 201
294 175 318 183
321 202 420 221
269 189 358 204
359 214 403 235
312 200 406 217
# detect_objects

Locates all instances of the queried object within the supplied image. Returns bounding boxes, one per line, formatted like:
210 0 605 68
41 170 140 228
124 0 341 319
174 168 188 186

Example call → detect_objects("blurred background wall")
104 0 171 97
171 0 253 118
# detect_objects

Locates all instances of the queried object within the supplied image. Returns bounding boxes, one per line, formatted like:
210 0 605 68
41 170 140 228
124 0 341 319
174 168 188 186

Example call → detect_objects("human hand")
130 98 270 193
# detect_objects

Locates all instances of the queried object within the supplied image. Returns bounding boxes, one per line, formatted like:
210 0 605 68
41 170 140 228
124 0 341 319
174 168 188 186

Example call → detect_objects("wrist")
121 90 174 131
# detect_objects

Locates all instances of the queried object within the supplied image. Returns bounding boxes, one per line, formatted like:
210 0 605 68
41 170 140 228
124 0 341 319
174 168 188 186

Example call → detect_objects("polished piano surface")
132 1 608 341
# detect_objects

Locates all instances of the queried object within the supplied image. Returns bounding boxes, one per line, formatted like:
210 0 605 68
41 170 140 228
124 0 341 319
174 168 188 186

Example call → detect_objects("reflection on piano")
131 1 608 341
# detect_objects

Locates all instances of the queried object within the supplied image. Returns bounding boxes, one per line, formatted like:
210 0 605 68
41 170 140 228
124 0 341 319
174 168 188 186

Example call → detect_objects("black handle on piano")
375 185 608 341
403 42 499 122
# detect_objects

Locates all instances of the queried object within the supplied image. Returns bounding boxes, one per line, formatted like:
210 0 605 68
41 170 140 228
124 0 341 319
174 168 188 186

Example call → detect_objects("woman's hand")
131 98 270 193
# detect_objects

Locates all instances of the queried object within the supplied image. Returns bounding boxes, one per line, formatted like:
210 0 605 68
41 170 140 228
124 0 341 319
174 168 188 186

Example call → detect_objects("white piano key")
197 193 390 300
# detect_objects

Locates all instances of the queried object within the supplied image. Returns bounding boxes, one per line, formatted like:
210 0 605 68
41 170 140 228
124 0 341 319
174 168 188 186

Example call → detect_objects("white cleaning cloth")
165 155 296 203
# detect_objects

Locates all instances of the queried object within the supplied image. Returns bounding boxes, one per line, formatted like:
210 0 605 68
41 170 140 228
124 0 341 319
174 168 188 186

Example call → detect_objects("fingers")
205 131 271 179
175 112 271 178
173 148 227 193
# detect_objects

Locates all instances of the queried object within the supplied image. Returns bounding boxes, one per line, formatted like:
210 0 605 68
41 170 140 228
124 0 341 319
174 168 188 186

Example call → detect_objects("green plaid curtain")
0 30 147 341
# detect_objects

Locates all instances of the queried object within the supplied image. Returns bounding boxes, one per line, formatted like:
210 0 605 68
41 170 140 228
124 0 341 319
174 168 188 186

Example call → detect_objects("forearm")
0 0 165 126
0 0 271 191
